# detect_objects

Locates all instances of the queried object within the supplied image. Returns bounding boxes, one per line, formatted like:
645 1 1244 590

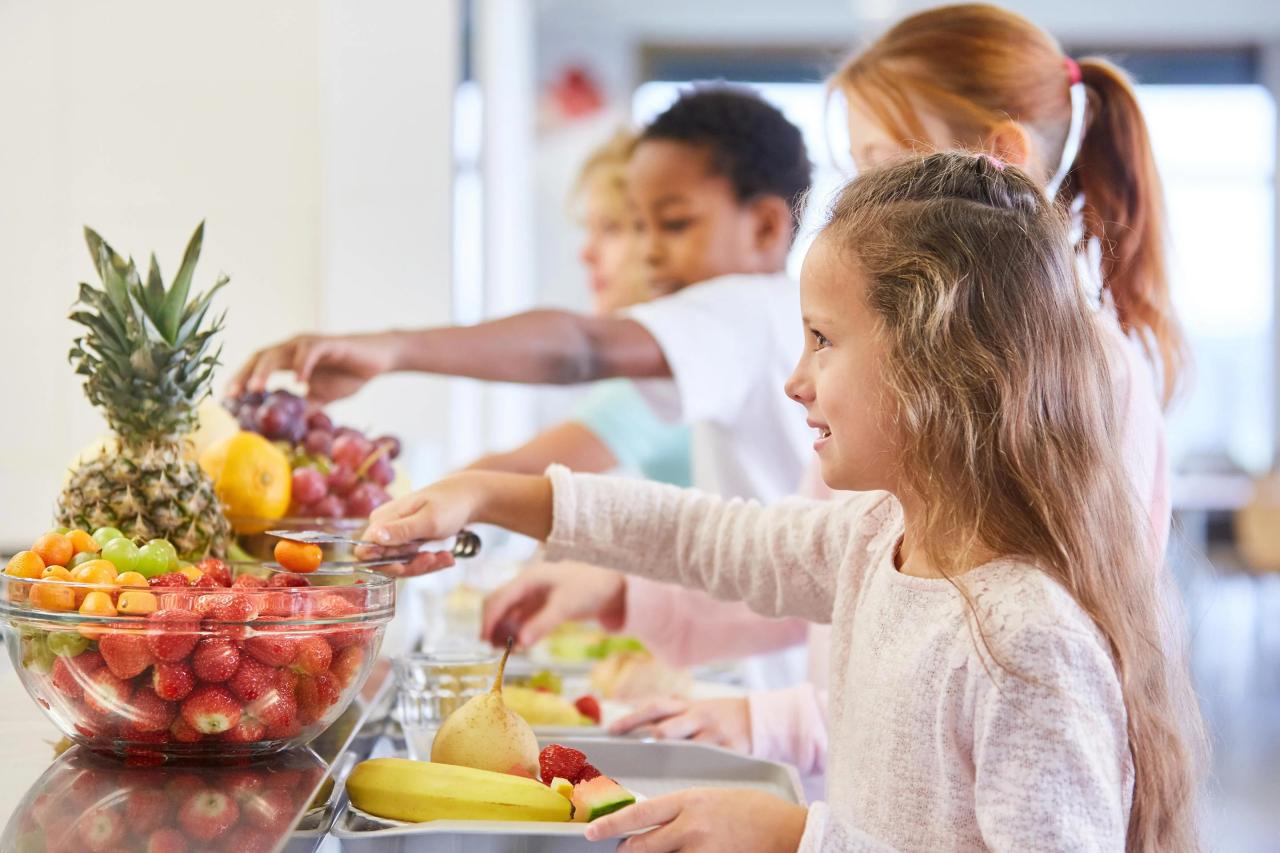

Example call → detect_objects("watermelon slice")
571 775 636 822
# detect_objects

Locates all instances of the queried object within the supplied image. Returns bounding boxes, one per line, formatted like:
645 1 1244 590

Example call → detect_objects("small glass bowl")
1 564 394 762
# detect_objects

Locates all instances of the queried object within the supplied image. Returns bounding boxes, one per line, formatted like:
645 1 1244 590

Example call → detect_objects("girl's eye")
660 218 694 233
810 329 830 350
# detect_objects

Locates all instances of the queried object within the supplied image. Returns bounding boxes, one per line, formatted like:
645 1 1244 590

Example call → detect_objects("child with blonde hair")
369 153 1203 851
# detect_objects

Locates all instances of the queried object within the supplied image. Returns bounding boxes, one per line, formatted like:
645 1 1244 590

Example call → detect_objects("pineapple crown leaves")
70 222 229 441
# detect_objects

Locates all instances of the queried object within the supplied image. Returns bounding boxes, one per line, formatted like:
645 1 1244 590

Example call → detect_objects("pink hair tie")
1064 57 1082 85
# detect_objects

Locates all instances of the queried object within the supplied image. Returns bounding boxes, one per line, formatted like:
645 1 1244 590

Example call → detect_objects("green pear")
430 638 540 777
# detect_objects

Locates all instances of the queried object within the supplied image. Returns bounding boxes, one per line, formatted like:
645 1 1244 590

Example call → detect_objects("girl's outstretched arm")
366 466 889 625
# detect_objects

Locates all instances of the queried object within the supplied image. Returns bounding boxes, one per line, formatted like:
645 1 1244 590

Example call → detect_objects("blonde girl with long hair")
367 152 1203 851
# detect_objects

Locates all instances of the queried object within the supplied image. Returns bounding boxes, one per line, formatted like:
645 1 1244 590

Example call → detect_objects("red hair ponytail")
1071 58 1186 404
832 4 1186 405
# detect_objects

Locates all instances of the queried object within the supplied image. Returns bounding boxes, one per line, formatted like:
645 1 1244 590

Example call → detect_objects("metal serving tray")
330 736 806 852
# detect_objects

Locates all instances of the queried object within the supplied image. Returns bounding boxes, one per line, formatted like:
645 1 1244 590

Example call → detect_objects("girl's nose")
785 357 814 404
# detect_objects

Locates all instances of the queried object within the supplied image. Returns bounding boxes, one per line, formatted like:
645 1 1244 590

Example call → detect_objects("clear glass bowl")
0 564 394 762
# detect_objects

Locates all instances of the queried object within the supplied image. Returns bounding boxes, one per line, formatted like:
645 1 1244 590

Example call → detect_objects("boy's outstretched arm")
229 310 669 402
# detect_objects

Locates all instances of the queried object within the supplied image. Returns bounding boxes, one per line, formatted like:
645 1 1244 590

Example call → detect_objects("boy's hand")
480 562 627 649
584 788 807 852
230 332 400 403
608 698 751 753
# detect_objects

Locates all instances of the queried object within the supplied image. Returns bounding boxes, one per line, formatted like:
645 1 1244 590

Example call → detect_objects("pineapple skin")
58 440 230 559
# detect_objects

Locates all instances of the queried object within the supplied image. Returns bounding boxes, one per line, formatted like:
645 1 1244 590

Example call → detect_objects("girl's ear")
984 121 1033 171
750 195 794 256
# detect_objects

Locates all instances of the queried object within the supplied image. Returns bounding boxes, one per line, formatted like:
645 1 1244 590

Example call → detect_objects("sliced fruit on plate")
505 685 594 728
571 775 636 823
346 758 572 823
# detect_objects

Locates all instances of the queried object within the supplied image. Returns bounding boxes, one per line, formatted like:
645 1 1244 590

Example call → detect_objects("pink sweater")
614 311 1167 775
546 468 1133 851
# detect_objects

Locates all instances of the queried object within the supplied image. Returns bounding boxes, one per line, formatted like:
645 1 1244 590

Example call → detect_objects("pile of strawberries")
13 749 326 853
22 558 379 758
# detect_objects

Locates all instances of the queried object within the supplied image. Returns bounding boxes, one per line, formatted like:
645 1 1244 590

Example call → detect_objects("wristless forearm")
470 472 554 541
386 313 600 384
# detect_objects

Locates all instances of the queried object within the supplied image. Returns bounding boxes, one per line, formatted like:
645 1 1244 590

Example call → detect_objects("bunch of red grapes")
226 390 401 519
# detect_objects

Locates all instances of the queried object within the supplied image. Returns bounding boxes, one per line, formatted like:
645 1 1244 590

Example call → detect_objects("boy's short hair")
640 85 812 232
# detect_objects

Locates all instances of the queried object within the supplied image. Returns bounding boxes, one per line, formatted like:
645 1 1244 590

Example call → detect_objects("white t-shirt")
625 272 810 503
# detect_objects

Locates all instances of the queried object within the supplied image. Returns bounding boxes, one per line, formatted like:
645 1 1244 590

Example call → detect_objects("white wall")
0 0 458 548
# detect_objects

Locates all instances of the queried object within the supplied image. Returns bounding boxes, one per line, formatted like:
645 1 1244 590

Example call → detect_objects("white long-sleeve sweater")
544 467 1133 852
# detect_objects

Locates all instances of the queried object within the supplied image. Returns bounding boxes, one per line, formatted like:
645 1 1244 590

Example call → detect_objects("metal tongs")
265 528 482 567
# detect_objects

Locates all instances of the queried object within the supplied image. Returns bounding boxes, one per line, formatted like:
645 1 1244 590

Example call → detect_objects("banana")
347 758 572 823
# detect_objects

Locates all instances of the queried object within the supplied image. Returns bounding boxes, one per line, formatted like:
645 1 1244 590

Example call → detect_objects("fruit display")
430 640 540 777
2 530 393 761
57 224 232 561
346 742 635 825
1 744 327 853
222 388 400 521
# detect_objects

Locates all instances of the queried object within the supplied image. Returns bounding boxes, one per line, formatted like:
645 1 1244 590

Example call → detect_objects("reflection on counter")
1 746 330 853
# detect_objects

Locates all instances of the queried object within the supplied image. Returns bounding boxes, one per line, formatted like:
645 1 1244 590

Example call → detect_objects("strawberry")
213 593 259 622
82 669 132 717
292 636 332 676
169 716 203 744
181 685 242 734
152 661 196 701
123 688 176 734
577 763 602 783
295 673 339 725
224 769 265 802
148 572 190 589
191 637 240 683
145 609 200 661
76 805 124 852
229 658 276 702
243 629 298 667
264 712 303 740
574 695 602 724
538 744 589 786
177 788 239 841
123 788 169 835
274 667 299 695
196 557 232 588
164 773 204 803
331 644 366 688
193 573 219 588
52 656 86 699
98 632 153 680
248 685 298 728
267 572 309 588
233 573 267 589
242 787 294 830
221 826 276 853
222 716 267 744
146 827 189 853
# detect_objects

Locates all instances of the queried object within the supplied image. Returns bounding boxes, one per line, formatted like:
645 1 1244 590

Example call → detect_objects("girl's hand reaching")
358 472 555 575
585 788 807 852
608 697 752 753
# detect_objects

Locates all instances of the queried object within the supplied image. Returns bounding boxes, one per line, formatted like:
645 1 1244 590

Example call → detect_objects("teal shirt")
571 380 692 487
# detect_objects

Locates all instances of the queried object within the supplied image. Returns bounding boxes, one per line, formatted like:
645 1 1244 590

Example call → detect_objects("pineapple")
57 223 232 559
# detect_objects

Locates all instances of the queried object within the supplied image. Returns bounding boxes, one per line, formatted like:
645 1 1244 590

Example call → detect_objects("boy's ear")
984 121 1033 171
749 195 795 255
